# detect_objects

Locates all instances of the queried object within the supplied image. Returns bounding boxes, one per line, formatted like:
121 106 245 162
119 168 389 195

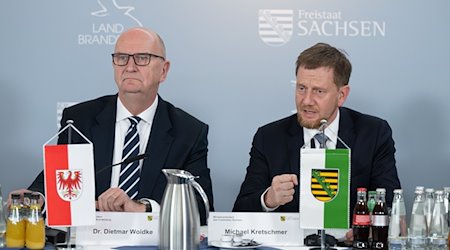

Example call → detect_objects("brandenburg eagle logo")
56 169 83 201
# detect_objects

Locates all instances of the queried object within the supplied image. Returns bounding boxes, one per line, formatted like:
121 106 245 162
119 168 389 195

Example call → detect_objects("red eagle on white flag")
56 169 83 201
44 144 95 226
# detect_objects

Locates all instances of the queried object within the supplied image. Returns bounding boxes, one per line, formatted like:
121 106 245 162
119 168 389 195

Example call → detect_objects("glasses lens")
133 54 151 66
113 54 129 66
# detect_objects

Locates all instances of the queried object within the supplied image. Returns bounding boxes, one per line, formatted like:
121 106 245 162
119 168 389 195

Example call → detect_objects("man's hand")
96 188 145 212
264 174 298 209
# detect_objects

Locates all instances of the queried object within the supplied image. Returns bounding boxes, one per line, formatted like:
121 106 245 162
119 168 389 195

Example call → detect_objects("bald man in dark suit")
20 27 213 225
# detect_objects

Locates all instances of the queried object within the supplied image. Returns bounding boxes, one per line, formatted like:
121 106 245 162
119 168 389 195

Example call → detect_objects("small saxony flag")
299 148 350 229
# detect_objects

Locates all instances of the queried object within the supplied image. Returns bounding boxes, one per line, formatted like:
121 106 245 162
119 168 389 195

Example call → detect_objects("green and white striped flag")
299 148 351 229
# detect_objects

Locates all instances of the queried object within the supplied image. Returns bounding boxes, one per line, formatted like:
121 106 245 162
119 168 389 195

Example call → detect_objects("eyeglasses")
111 53 165 66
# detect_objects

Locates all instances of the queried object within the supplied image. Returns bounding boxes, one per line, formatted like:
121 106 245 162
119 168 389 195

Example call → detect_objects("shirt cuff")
260 187 279 212
139 198 160 213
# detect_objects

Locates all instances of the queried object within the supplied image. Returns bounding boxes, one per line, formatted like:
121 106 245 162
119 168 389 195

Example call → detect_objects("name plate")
76 212 159 246
208 212 303 246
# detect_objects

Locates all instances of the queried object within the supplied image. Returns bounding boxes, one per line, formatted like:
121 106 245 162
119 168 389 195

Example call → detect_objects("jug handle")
190 179 210 224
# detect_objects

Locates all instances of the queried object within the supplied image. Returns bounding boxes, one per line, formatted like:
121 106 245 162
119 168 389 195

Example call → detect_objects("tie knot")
128 116 141 126
314 133 329 148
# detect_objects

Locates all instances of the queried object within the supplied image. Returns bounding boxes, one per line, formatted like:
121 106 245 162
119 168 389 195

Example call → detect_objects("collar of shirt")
116 95 158 125
303 110 340 149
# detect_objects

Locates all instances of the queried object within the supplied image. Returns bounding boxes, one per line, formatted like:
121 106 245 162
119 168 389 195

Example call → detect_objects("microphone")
95 154 149 175
318 119 328 149
319 119 327 133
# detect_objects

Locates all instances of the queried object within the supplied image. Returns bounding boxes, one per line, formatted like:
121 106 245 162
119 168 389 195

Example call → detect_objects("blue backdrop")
1 1 449 222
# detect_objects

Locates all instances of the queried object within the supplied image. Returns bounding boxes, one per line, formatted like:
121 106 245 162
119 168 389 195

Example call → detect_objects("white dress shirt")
303 111 340 150
109 96 160 211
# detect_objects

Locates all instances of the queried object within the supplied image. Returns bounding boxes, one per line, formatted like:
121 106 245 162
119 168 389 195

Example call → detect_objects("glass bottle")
388 189 408 250
429 190 448 250
415 186 425 193
445 187 450 250
22 192 32 219
444 187 450 216
409 188 428 249
0 184 6 247
25 193 45 249
5 193 25 248
368 191 377 214
425 188 435 235
372 188 389 249
352 187 371 249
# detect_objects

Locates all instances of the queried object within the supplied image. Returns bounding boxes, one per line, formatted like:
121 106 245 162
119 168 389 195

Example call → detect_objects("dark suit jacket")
30 94 214 225
233 107 400 222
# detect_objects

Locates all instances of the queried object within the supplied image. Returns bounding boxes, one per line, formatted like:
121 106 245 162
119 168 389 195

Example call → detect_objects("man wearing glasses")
20 27 214 225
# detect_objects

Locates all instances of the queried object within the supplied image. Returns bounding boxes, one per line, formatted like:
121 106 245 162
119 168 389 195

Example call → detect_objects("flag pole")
55 120 82 250
310 121 336 250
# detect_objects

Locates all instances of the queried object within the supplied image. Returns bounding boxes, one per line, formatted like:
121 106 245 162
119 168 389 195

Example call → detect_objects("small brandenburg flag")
299 148 350 229
43 144 96 226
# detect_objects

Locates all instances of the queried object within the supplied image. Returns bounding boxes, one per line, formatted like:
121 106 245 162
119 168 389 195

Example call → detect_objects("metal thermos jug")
159 169 210 250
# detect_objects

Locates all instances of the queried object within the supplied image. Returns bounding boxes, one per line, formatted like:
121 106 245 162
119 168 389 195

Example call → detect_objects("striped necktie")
118 116 141 199
313 133 329 149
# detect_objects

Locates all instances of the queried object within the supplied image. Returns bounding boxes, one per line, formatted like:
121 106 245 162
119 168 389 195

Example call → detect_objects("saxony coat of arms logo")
310 169 339 202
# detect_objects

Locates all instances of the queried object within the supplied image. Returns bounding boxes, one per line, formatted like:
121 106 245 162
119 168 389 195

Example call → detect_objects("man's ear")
338 85 350 106
159 60 171 83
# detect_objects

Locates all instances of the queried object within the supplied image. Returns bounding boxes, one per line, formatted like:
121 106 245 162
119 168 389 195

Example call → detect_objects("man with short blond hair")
233 43 400 222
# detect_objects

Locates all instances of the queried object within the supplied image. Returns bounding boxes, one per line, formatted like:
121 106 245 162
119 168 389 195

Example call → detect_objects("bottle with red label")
352 187 371 249
371 188 389 249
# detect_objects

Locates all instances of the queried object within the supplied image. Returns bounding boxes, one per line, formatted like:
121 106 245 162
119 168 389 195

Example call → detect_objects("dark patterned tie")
118 116 141 199
314 133 329 149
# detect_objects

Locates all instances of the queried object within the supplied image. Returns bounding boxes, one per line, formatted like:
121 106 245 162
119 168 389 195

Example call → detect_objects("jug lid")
162 169 197 180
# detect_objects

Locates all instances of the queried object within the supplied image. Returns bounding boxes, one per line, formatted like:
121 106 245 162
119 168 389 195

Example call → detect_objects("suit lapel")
337 108 356 150
92 96 117 196
138 98 174 197
287 115 303 175
287 115 303 207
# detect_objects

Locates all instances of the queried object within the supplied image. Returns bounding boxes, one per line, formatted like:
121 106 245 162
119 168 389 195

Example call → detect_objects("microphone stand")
310 120 336 250
55 120 82 250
